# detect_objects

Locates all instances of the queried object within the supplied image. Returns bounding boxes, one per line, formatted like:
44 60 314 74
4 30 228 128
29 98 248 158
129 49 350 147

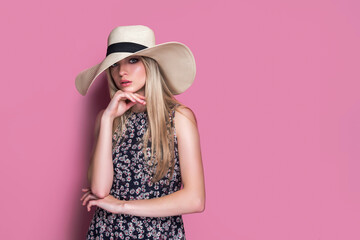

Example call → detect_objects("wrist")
101 111 115 122
116 200 126 214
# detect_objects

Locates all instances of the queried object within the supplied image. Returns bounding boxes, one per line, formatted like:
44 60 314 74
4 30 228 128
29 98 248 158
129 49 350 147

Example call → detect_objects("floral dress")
86 106 185 240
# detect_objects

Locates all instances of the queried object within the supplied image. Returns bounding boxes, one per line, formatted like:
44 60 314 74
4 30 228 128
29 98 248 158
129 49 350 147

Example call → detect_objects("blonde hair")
106 56 182 182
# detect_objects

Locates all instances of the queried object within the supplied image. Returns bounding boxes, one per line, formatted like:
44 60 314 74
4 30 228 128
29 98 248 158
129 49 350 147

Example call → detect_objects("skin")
108 55 147 114
81 56 205 217
84 56 147 200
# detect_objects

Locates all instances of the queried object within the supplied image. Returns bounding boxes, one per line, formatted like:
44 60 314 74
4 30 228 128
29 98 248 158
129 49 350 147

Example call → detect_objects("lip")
120 79 132 87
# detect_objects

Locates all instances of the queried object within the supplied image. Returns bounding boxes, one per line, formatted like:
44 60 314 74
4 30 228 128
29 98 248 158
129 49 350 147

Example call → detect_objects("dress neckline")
129 110 147 115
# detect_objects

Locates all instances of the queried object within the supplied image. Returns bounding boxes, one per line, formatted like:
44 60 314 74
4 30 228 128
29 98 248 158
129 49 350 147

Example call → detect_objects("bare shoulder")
175 105 197 126
174 105 198 130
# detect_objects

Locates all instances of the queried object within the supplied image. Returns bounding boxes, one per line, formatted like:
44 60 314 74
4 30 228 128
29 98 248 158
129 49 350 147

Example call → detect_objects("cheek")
133 64 146 81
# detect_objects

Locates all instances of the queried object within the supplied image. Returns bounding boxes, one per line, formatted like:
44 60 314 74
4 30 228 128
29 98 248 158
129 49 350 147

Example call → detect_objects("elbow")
94 192 109 199
92 190 109 199
90 186 110 199
191 196 205 213
197 199 206 213
89 175 112 199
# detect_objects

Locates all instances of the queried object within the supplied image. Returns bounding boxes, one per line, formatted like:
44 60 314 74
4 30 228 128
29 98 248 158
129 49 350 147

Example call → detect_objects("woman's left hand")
80 188 124 214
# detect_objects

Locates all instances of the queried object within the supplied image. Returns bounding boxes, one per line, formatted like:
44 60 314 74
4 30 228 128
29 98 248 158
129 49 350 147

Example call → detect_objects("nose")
117 62 128 78
119 65 127 78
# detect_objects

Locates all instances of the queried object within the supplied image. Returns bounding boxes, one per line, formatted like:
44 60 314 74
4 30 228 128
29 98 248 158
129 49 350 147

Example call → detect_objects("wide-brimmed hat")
75 25 196 97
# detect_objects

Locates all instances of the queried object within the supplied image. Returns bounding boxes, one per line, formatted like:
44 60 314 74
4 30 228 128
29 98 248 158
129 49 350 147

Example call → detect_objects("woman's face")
109 56 146 94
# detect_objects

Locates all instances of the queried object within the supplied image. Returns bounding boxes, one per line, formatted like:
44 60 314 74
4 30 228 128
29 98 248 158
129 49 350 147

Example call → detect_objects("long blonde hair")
106 56 182 182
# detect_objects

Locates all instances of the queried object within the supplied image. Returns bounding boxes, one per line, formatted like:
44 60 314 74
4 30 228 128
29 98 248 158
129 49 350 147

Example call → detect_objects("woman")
76 25 205 239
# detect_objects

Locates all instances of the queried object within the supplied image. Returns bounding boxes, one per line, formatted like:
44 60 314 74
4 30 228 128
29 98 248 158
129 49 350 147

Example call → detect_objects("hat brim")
75 42 196 96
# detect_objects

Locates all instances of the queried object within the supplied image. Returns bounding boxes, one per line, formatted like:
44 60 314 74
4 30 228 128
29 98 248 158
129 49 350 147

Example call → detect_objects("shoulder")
174 105 197 125
174 105 198 133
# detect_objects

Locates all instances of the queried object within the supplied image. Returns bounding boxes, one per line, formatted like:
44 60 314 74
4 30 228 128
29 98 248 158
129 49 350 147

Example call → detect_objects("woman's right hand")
103 90 146 120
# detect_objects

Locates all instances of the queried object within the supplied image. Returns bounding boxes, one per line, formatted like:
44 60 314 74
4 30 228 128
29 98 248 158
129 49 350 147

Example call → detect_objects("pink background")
1 0 360 239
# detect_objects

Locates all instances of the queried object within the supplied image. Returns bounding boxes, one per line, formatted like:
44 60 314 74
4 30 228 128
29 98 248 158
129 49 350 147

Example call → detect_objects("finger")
130 93 146 105
83 194 98 206
114 90 125 97
133 94 146 103
123 93 137 103
132 96 145 105
134 93 146 99
114 91 136 103
80 191 91 201
87 200 97 212
82 188 89 191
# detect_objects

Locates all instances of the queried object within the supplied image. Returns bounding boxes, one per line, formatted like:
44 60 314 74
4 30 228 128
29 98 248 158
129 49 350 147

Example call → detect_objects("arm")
86 91 145 199
87 110 103 184
83 106 206 216
119 106 205 217
87 109 114 199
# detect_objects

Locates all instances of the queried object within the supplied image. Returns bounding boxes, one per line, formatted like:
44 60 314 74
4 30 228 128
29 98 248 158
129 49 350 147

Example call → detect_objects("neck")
136 88 145 96
131 87 146 113
131 103 146 113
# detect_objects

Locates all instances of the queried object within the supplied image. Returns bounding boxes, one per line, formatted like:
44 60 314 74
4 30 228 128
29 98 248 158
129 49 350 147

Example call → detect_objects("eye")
110 62 119 68
129 58 139 64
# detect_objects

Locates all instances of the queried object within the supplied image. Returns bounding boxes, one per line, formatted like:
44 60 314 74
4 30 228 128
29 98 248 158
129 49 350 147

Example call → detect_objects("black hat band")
106 42 148 56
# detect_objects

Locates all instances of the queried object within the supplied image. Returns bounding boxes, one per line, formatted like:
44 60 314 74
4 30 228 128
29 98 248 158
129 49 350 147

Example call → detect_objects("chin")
119 87 135 93
118 85 145 94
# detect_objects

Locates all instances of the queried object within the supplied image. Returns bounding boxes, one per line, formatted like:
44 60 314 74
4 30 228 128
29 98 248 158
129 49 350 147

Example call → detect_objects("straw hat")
75 25 196 98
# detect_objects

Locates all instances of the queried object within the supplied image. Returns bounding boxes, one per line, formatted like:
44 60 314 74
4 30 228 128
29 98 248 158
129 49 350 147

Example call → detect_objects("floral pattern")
87 106 185 240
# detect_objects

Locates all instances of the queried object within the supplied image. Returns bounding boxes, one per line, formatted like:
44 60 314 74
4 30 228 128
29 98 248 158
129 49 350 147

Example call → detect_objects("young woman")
75 25 205 239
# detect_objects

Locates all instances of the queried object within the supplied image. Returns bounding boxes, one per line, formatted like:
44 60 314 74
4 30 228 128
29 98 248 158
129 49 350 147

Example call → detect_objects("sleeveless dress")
86 106 186 240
